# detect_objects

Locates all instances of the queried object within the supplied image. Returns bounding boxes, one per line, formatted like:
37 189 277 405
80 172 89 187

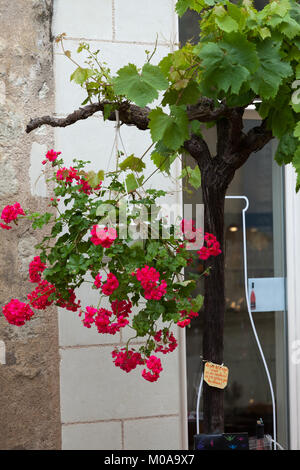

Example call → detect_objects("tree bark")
200 154 235 434
202 182 226 433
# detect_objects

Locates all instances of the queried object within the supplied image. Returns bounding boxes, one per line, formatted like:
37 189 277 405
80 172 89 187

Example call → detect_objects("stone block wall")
0 0 61 450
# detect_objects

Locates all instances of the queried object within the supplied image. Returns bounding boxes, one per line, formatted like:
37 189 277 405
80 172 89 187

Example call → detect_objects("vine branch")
26 98 241 134
26 99 274 175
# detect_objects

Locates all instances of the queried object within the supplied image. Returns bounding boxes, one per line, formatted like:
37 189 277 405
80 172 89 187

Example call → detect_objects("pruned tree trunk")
200 148 235 434
202 182 226 434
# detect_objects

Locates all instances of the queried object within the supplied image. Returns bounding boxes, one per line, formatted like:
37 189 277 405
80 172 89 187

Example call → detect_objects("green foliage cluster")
27 155 205 357
57 0 300 189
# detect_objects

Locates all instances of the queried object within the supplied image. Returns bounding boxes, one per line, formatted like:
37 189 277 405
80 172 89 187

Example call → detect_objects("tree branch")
183 134 212 170
223 119 274 170
216 107 244 158
26 98 238 134
26 102 150 133
241 119 274 154
187 98 231 123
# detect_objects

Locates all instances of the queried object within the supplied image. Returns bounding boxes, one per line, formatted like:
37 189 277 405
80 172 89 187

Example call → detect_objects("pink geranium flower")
1 202 25 225
44 149 61 163
3 299 34 326
90 225 117 248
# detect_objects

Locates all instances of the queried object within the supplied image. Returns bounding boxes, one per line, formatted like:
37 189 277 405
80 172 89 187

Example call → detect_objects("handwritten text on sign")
204 362 229 389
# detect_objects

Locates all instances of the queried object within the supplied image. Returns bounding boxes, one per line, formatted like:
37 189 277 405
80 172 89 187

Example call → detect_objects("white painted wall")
52 0 188 450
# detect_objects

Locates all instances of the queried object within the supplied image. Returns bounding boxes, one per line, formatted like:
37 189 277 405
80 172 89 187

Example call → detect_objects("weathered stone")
0 106 23 144
0 80 5 105
18 236 37 259
18 236 37 278
0 155 18 197
0 38 7 55
39 82 50 100
0 0 60 450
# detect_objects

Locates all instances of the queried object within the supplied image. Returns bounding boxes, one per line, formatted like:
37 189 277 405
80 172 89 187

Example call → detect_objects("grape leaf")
141 63 169 91
189 165 201 189
275 134 298 165
162 81 201 106
251 40 293 99
279 16 300 40
151 151 177 175
294 122 300 139
180 165 201 189
70 67 94 85
197 41 251 95
214 7 239 33
191 294 204 312
86 170 104 188
113 63 168 107
119 155 146 173
149 106 189 150
125 174 144 193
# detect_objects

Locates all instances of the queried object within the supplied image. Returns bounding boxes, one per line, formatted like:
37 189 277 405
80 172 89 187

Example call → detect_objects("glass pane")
184 121 289 449
179 0 268 45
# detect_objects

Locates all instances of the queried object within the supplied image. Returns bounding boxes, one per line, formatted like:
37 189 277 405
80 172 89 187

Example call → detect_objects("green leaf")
221 33 259 74
141 63 169 91
190 120 202 136
162 81 201 106
175 0 191 16
189 165 201 189
67 254 88 275
251 40 293 99
113 64 154 107
294 122 300 140
132 310 151 336
261 0 290 19
175 0 211 16
175 0 220 16
257 27 271 40
86 170 104 188
275 134 298 165
113 63 168 107
125 173 143 193
119 155 146 173
103 103 114 120
32 213 53 229
196 34 258 96
151 151 177 175
279 16 300 40
70 67 94 85
51 222 63 237
226 1 247 29
179 165 201 189
191 294 204 312
149 106 189 151
215 8 239 33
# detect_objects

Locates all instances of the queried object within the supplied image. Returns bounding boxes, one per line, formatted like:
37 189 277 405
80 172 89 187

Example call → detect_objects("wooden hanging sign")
204 362 229 389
